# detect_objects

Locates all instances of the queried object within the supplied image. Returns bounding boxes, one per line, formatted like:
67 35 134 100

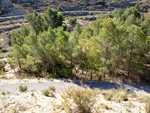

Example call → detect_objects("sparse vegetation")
68 17 77 24
48 86 56 92
88 12 93 15
1 90 10 95
41 86 56 97
18 84 28 92
102 88 128 102
61 86 99 113
146 101 150 113
31 92 34 96
41 89 49 96
0 61 6 70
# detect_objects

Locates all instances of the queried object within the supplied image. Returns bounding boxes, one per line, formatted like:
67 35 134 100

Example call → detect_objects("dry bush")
49 86 56 92
1 90 10 95
146 101 150 113
41 86 56 97
41 89 49 96
137 94 150 113
19 84 28 92
138 94 150 103
102 88 128 102
61 86 99 113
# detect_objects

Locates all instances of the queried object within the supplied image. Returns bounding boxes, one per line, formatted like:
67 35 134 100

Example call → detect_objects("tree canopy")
9 7 150 82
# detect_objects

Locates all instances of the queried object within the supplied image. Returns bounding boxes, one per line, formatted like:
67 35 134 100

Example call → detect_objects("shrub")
68 18 77 24
41 86 56 97
57 5 62 11
22 3 31 7
1 90 10 95
31 92 34 96
146 101 150 113
50 91 55 97
37 77 40 80
49 86 56 92
41 89 49 96
88 12 93 15
19 84 28 92
102 88 128 102
138 94 150 103
61 86 99 113
0 61 6 70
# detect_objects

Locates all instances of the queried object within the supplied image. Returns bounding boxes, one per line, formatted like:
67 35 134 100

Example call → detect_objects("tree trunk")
90 71 93 81
18 58 22 70
70 59 73 79
128 41 133 79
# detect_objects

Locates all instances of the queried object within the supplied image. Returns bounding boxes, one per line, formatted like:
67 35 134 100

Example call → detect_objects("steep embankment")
0 0 27 16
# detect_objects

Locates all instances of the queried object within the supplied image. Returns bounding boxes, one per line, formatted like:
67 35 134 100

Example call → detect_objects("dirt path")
0 79 150 94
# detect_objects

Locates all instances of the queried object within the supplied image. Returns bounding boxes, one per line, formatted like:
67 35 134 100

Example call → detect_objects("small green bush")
1 90 10 95
31 92 34 96
88 12 93 15
19 84 28 92
41 89 49 96
68 18 77 24
57 5 62 11
0 61 6 70
41 86 56 97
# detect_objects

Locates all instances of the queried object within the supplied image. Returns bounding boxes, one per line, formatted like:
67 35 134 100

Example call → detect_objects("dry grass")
61 86 99 113
41 86 56 97
1 90 10 95
145 101 150 113
102 88 128 102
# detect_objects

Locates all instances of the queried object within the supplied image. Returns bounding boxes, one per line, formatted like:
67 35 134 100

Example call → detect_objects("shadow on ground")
72 80 150 93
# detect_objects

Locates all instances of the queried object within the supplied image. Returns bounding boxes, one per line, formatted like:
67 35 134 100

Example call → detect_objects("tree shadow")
72 80 150 93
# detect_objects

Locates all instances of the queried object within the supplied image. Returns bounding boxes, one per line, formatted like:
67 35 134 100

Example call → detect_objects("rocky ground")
0 90 147 113
0 79 148 113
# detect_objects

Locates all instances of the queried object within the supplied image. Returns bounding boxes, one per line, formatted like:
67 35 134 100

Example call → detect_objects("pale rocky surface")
0 86 147 113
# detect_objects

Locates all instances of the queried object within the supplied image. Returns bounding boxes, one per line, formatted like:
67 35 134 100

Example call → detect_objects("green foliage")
57 5 62 12
1 90 10 95
88 12 93 15
124 7 141 19
8 6 150 82
68 17 77 24
41 89 49 96
112 9 123 18
31 92 34 96
43 8 64 29
0 61 6 70
19 84 28 92
25 11 43 35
